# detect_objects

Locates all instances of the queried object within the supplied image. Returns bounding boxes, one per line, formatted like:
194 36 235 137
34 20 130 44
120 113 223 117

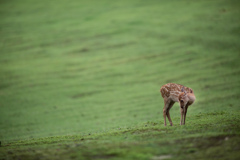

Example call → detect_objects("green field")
1 0 240 159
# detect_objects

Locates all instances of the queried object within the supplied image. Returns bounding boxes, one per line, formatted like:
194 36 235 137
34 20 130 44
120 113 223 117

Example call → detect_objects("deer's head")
179 87 189 109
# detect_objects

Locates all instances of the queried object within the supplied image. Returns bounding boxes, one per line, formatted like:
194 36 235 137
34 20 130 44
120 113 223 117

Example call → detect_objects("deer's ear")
181 87 185 92
181 87 187 96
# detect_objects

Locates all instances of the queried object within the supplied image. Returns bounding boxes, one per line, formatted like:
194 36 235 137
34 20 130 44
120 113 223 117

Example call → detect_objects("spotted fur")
160 83 193 99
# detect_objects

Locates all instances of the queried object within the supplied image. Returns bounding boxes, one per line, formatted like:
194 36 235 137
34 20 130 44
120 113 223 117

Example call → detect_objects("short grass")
0 0 240 159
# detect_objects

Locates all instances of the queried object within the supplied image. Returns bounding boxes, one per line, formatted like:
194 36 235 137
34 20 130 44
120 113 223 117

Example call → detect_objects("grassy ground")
0 0 240 159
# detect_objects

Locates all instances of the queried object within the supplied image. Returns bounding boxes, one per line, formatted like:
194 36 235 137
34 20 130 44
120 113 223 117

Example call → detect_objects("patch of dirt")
71 91 102 99
152 155 172 160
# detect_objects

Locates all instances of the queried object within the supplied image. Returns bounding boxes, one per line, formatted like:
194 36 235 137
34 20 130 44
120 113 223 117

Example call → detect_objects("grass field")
0 0 240 159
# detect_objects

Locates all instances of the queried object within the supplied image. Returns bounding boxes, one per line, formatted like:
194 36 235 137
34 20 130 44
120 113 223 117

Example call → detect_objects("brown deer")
160 83 196 126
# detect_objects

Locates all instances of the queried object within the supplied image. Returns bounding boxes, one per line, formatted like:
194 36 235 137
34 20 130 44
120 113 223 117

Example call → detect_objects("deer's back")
160 83 193 98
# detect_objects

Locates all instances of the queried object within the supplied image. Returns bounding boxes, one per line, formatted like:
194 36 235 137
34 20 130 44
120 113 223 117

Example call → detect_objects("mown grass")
0 0 240 159
1 111 240 159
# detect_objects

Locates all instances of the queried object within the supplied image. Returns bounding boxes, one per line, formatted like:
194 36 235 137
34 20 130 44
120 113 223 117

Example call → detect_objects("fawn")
160 83 196 126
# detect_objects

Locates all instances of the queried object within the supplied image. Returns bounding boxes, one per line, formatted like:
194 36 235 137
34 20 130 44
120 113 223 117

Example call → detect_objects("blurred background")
0 0 239 141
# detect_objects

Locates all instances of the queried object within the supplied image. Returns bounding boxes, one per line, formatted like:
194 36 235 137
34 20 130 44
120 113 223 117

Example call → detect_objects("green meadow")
0 0 240 159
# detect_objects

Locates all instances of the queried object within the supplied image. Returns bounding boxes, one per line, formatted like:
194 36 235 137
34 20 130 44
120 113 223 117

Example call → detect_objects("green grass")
0 0 240 159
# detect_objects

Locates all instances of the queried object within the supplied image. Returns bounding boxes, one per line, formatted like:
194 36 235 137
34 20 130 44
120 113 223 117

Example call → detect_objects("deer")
160 83 196 126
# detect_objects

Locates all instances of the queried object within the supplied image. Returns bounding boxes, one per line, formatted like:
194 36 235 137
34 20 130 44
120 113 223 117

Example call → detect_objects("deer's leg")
163 105 167 126
183 104 189 125
166 101 175 126
180 107 184 125
163 108 167 126
163 98 169 126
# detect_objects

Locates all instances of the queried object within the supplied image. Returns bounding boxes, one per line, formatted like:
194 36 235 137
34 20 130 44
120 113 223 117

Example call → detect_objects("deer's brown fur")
160 83 196 126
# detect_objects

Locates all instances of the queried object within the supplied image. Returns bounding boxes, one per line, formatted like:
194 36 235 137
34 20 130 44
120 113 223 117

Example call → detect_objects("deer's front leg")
180 107 184 125
183 104 189 125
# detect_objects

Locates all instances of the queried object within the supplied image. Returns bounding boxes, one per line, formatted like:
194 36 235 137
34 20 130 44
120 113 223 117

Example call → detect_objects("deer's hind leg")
166 101 175 126
163 98 173 126
163 98 168 126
